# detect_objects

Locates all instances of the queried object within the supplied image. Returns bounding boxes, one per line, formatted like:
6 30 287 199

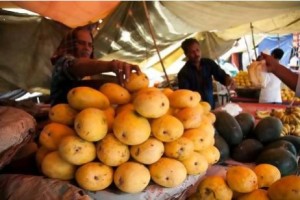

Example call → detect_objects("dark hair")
271 48 284 60
181 38 199 54
51 26 94 64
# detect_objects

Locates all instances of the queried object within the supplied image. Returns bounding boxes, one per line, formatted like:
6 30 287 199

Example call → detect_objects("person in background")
177 38 235 109
261 52 300 96
50 26 141 106
259 48 284 103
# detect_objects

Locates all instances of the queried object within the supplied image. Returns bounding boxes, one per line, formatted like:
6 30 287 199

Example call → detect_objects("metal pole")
250 22 257 60
142 1 171 88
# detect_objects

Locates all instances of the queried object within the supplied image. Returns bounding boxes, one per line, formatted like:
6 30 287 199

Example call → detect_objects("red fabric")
13 1 120 28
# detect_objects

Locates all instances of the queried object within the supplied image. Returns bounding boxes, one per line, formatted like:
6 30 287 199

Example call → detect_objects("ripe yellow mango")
124 72 149 92
67 86 109 110
49 103 78 126
133 89 169 118
149 157 187 188
113 110 151 145
151 114 184 142
99 83 131 105
39 122 76 151
74 108 108 142
96 133 130 167
168 89 201 108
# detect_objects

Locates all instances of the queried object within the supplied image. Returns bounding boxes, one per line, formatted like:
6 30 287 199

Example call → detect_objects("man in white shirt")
259 48 284 103
261 52 300 97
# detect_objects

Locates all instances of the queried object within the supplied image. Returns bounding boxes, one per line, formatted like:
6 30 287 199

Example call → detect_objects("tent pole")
142 1 171 88
250 22 257 60
243 36 251 65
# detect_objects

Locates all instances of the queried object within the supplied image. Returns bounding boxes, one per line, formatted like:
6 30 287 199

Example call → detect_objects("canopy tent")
2 1 299 37
258 34 294 66
0 1 299 93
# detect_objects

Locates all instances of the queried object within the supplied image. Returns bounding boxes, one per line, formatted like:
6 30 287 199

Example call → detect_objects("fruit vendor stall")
1 75 300 199
0 2 300 200
232 66 300 105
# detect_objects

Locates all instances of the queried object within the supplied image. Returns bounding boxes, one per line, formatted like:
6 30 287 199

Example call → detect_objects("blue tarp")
258 34 293 66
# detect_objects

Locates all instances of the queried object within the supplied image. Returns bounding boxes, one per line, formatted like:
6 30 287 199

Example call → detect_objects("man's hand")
111 60 141 86
225 76 236 90
261 52 279 73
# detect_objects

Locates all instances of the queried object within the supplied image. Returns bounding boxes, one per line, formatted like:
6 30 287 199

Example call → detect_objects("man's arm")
262 53 298 92
68 58 141 86
177 70 190 89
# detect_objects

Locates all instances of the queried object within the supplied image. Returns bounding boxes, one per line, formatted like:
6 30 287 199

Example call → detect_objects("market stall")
0 2 300 200
0 85 299 200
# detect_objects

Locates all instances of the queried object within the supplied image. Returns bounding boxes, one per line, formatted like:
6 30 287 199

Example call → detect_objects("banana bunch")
271 107 300 125
271 106 300 136
256 110 271 119
281 123 300 136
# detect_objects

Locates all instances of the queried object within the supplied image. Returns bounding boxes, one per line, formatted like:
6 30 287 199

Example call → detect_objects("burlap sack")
0 106 36 169
0 174 90 200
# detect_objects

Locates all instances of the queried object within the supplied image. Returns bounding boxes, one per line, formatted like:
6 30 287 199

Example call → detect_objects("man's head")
51 26 94 64
181 38 201 64
271 48 284 60
73 28 93 58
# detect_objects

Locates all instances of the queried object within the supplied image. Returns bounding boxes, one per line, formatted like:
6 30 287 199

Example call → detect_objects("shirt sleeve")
208 59 228 85
177 69 190 89
295 72 300 97
54 55 79 80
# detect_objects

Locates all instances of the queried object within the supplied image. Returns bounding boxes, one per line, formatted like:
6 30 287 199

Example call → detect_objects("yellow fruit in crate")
67 86 110 110
151 114 184 142
39 122 76 151
238 189 269 200
124 72 149 92
181 151 208 175
197 145 220 165
182 127 214 151
74 108 108 142
99 83 131 105
113 110 151 145
197 176 233 200
114 161 151 193
41 151 76 180
164 137 194 160
168 89 201 108
36 145 52 170
268 175 300 200
174 103 204 129
149 157 187 188
96 133 130 167
58 135 96 165
253 164 281 188
226 166 258 193
75 162 114 191
130 137 164 165
133 89 169 118
48 103 78 126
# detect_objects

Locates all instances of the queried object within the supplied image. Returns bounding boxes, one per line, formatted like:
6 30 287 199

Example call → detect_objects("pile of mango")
189 165 300 200
36 72 220 193
233 71 252 88
281 87 300 103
